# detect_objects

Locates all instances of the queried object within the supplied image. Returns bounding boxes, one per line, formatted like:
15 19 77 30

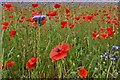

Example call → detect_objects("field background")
1 2 120 79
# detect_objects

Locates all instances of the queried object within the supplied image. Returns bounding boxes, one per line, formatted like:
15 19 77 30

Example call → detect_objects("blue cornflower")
101 52 109 58
32 15 46 26
111 45 120 51
109 56 118 61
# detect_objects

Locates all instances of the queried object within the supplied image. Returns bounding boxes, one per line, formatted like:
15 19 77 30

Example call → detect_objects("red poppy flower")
87 15 94 20
99 27 106 33
6 61 14 67
54 4 61 8
107 26 113 32
26 57 37 69
60 21 67 28
60 25 66 28
113 21 118 27
27 24 30 27
61 21 67 26
3 21 9 26
93 13 97 16
26 18 34 23
107 15 110 19
26 18 30 22
69 23 74 29
102 19 104 22
41 19 46 25
50 42 70 63
65 8 70 14
19 19 24 23
31 11 40 17
21 16 25 19
83 16 89 22
99 32 108 39
32 3 39 8
103 10 106 13
3 7 8 11
78 68 88 78
71 43 75 47
38 10 42 14
106 19 111 24
2 25 8 30
9 15 14 18
46 10 57 16
107 26 116 37
9 30 16 37
66 13 70 17
92 30 99 40
114 22 118 27
4 3 13 9
10 20 14 24
74 15 80 20
112 19 116 23
104 14 108 16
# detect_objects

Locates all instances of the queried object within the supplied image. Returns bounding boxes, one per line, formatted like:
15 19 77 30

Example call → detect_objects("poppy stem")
36 26 41 69
106 61 112 78
33 28 37 56
0 30 4 79
65 35 70 43
28 69 31 78
57 60 62 78
22 50 25 77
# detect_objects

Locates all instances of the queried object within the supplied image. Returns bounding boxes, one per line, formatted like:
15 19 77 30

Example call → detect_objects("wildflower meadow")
1 2 120 79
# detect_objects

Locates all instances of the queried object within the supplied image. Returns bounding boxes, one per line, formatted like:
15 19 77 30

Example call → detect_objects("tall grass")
1 2 120 78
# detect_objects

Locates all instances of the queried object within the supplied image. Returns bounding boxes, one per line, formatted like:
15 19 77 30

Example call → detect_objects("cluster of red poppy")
5 40 88 78
92 18 118 40
6 56 37 69
104 14 118 27
2 21 16 37
3 3 119 78
4 3 14 10
60 21 74 29
2 21 9 30
46 10 57 16
92 26 117 40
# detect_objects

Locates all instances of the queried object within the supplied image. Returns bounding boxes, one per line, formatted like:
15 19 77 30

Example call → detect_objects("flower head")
32 3 39 8
101 52 109 58
6 61 14 67
46 10 57 16
3 21 9 26
26 57 37 69
92 30 99 40
65 8 70 14
9 30 16 37
111 45 120 51
4 3 13 9
78 68 88 78
109 56 118 61
50 42 70 63
54 4 61 8
2 25 8 30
